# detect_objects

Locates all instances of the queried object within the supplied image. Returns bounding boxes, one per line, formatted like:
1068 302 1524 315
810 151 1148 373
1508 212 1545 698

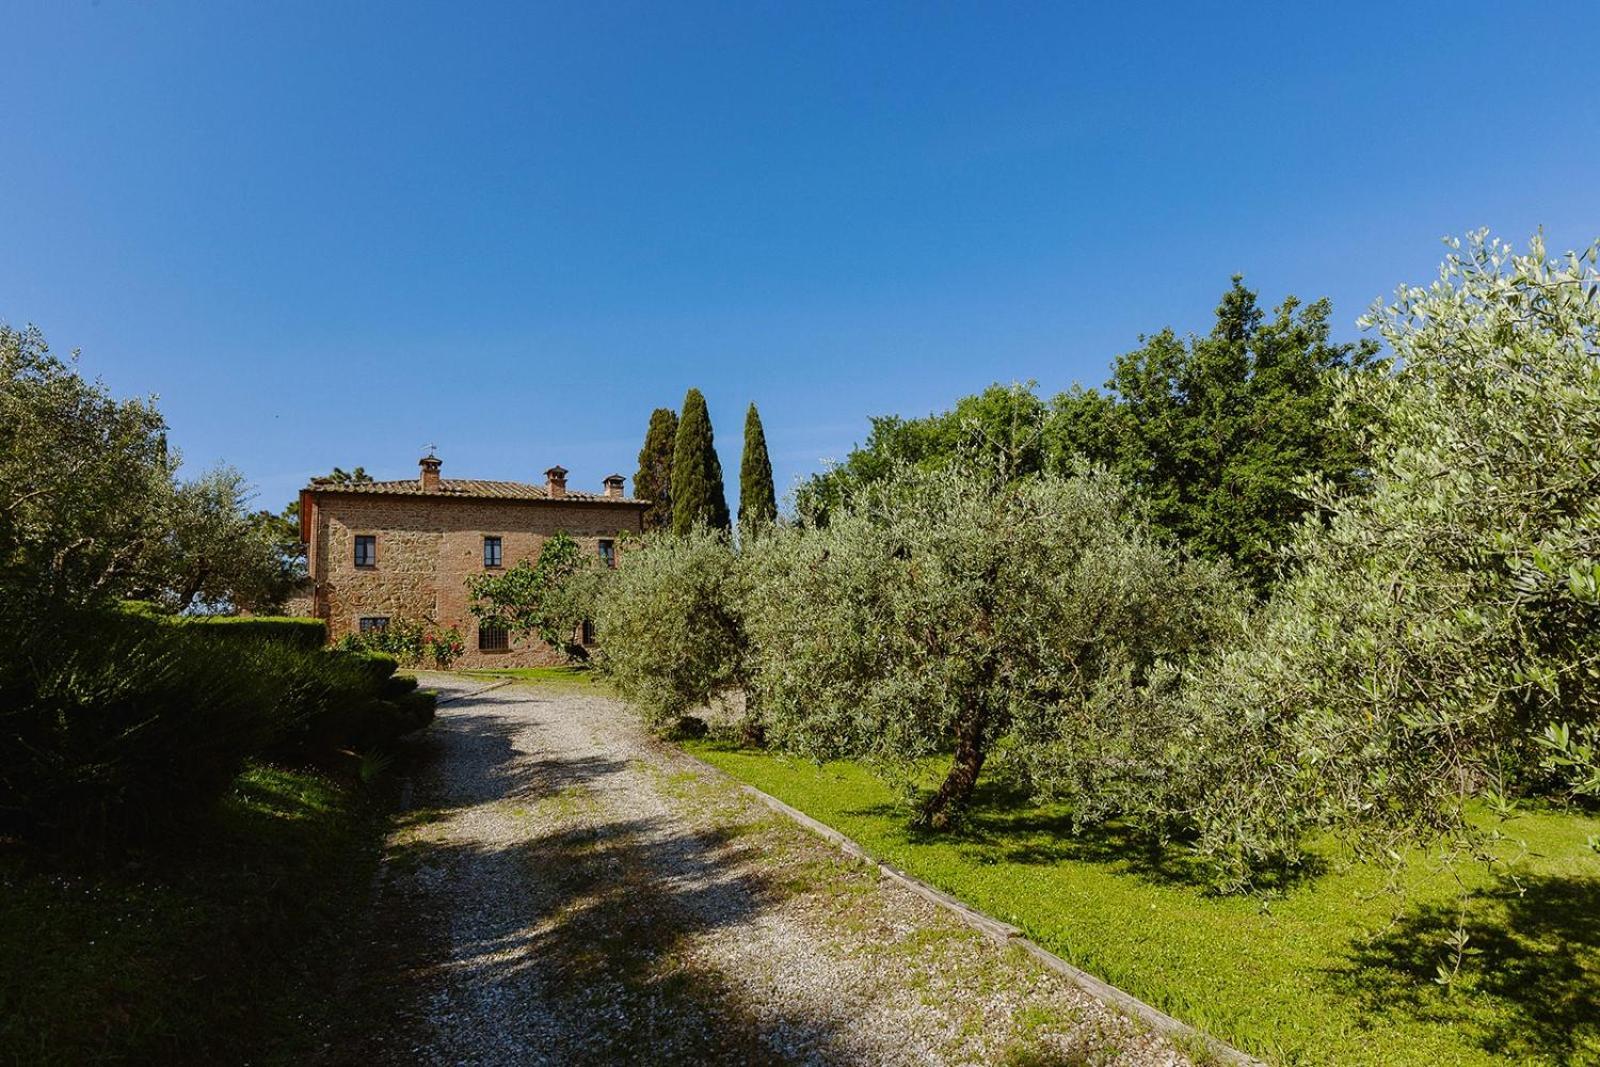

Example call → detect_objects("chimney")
544 465 568 499
602 473 625 499
419 453 442 492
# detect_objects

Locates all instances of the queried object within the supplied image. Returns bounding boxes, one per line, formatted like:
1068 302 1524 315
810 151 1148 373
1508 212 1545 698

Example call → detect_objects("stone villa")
297 454 647 667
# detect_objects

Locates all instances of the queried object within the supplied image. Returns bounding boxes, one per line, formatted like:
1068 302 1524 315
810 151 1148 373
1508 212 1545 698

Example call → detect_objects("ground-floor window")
581 619 596 644
478 624 509 651
359 616 390 632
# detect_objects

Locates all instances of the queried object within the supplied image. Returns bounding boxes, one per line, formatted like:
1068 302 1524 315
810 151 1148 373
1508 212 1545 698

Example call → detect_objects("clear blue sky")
4 3 1597 515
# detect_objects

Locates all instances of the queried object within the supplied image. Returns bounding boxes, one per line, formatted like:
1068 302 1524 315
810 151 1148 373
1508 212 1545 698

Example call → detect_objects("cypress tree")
738 402 777 528
671 388 730 534
634 407 678 532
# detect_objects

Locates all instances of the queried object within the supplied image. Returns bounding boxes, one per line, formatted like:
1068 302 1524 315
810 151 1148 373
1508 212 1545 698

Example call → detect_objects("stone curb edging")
674 749 1264 1067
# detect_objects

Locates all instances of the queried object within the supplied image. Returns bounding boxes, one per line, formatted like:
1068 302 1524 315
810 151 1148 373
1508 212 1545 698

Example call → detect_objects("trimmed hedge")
175 615 327 650
1 609 428 844
381 674 420 699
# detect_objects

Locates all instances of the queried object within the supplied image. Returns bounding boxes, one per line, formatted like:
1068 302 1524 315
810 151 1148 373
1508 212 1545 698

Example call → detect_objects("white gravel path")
371 675 1190 1067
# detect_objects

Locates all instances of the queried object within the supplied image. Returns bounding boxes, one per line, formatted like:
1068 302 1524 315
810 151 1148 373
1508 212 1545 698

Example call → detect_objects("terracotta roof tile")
306 477 643 504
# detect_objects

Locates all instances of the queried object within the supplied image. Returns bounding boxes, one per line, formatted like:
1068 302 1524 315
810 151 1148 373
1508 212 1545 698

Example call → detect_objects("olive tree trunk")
916 705 989 830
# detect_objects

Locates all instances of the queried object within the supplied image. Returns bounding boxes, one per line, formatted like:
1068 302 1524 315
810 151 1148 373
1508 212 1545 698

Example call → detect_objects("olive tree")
1171 233 1600 887
0 323 170 613
136 466 303 613
591 526 745 730
743 460 1242 828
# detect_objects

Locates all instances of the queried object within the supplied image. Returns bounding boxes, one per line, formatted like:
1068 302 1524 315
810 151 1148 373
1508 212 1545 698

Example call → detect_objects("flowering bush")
336 617 460 668
425 627 465 669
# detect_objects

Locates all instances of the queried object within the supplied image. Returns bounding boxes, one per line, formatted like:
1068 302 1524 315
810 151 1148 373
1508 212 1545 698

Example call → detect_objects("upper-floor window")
483 536 503 568
359 616 390 633
354 535 377 568
598 539 616 569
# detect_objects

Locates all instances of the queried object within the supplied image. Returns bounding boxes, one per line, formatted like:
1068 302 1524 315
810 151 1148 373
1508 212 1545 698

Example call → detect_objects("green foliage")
467 531 599 662
1538 722 1600 797
1171 234 1600 886
797 383 1048 522
745 460 1241 826
592 526 745 730
0 602 431 844
671 387 730 534
797 283 1374 590
317 466 374 485
136 466 304 613
1 323 303 615
0 323 171 610
1058 278 1379 589
0 323 432 850
334 617 463 668
634 406 679 532
173 614 327 650
738 402 777 528
0 610 317 841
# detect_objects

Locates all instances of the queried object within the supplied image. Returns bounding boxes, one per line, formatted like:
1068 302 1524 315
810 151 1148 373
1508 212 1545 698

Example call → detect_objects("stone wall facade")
305 490 645 668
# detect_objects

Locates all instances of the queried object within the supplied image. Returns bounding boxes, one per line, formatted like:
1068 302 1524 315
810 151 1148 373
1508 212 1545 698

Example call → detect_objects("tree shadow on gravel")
401 704 630 808
1330 871 1600 1064
352 719 859 1064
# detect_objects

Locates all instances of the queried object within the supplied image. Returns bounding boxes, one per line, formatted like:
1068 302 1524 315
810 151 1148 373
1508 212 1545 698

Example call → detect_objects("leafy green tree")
1171 234 1600 887
671 388 730 534
138 466 302 613
797 284 1371 589
738 402 777 529
1055 278 1378 588
467 531 599 662
0 323 171 612
592 526 746 731
744 459 1241 828
796 384 1047 522
634 407 678 532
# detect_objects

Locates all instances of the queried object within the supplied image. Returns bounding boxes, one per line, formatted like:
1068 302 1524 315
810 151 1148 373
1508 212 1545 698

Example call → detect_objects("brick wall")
309 492 644 668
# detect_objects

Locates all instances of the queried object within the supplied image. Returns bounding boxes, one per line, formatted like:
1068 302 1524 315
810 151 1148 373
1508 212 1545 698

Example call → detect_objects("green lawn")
0 763 389 1064
686 741 1600 1066
456 665 601 685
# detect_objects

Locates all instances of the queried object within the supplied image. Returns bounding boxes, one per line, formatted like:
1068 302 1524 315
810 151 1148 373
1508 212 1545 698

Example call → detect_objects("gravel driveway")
365 675 1189 1067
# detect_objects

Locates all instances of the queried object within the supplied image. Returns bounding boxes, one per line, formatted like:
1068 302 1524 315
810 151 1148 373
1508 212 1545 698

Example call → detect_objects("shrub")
336 617 427 663
592 526 745 731
424 627 465 669
0 610 306 841
174 615 327 651
389 689 438 736
381 673 419 699
269 649 437 759
0 604 436 844
335 619 463 669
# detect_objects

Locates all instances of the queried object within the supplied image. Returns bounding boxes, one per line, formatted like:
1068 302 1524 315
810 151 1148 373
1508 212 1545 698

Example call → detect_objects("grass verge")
685 740 1600 1067
0 762 390 1065
455 665 601 686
